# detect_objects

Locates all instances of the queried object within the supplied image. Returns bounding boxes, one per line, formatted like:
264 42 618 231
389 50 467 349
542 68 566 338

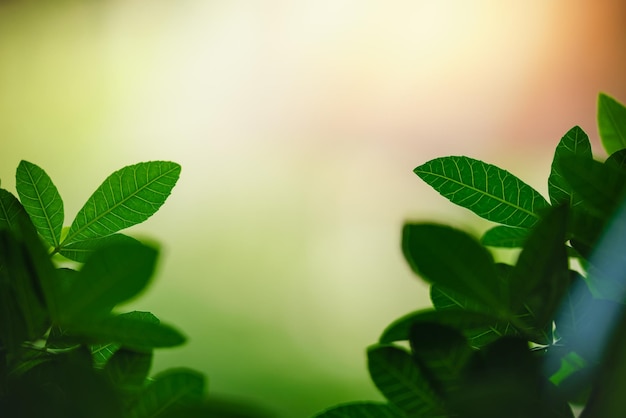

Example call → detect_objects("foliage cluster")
313 93 626 417
0 161 270 417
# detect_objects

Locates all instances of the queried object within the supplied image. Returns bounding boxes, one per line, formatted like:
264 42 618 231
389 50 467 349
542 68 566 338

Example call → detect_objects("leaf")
0 189 27 231
91 343 121 368
63 161 181 246
605 149 626 170
408 322 472 398
598 93 626 155
367 344 444 416
57 241 158 321
415 156 549 228
15 160 65 249
104 348 153 392
63 311 186 350
481 225 529 248
312 402 405 418
379 309 503 345
508 204 569 327
402 223 503 311
557 155 626 218
548 126 592 206
127 368 205 418
59 233 141 263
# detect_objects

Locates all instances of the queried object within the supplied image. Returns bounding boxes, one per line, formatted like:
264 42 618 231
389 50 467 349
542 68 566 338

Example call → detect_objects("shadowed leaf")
481 225 529 248
548 126 592 206
0 189 27 231
59 233 141 263
312 402 405 418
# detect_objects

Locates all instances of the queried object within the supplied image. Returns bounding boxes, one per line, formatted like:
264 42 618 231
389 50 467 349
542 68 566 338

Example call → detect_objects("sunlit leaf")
63 161 181 246
127 368 205 418
62 311 186 350
15 160 64 249
0 189 27 231
402 223 503 311
481 225 529 248
312 402 405 418
548 126 592 206
598 93 626 155
415 156 549 228
368 344 445 416
58 241 158 321
59 233 140 263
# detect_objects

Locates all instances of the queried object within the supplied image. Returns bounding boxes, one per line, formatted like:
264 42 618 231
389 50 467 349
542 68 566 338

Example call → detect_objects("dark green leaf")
548 126 592 206
402 223 503 311
15 160 64 249
508 204 569 328
104 348 153 392
126 368 205 418
481 225 529 248
415 156 549 227
63 161 181 246
59 233 141 263
598 93 626 155
62 311 185 350
605 149 626 170
558 155 626 218
408 323 472 397
91 342 121 368
380 309 501 345
367 344 444 416
312 402 405 418
0 189 27 231
58 241 158 321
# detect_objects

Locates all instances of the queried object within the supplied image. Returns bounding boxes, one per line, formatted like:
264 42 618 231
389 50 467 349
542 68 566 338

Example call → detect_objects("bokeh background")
1 1 625 416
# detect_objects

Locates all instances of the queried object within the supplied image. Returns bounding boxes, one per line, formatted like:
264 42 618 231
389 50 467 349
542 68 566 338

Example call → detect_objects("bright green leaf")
415 156 549 228
59 233 141 263
548 126 592 206
402 223 503 311
0 189 27 231
481 225 529 248
15 160 64 249
312 402 405 418
63 161 181 246
598 93 626 155
127 368 205 418
368 344 444 416
58 241 158 321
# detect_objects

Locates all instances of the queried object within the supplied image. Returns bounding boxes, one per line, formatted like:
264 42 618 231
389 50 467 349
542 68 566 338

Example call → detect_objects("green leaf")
368 344 444 416
408 322 472 398
312 402 405 418
548 126 592 206
557 155 626 218
15 161 64 250
104 348 153 392
91 342 121 368
605 149 626 170
58 241 158 321
59 233 141 263
127 368 205 418
481 225 529 248
598 93 626 155
380 309 502 345
402 223 503 311
415 156 549 228
508 204 569 327
63 161 181 246
62 311 186 350
0 189 27 231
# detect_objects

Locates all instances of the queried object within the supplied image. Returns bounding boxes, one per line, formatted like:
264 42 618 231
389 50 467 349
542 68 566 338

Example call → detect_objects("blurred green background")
1 1 625 416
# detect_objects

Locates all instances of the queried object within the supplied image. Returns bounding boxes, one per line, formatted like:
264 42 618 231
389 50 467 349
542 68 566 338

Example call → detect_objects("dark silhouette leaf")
0 189 27 231
312 402 405 418
59 233 141 262
548 126 592 206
